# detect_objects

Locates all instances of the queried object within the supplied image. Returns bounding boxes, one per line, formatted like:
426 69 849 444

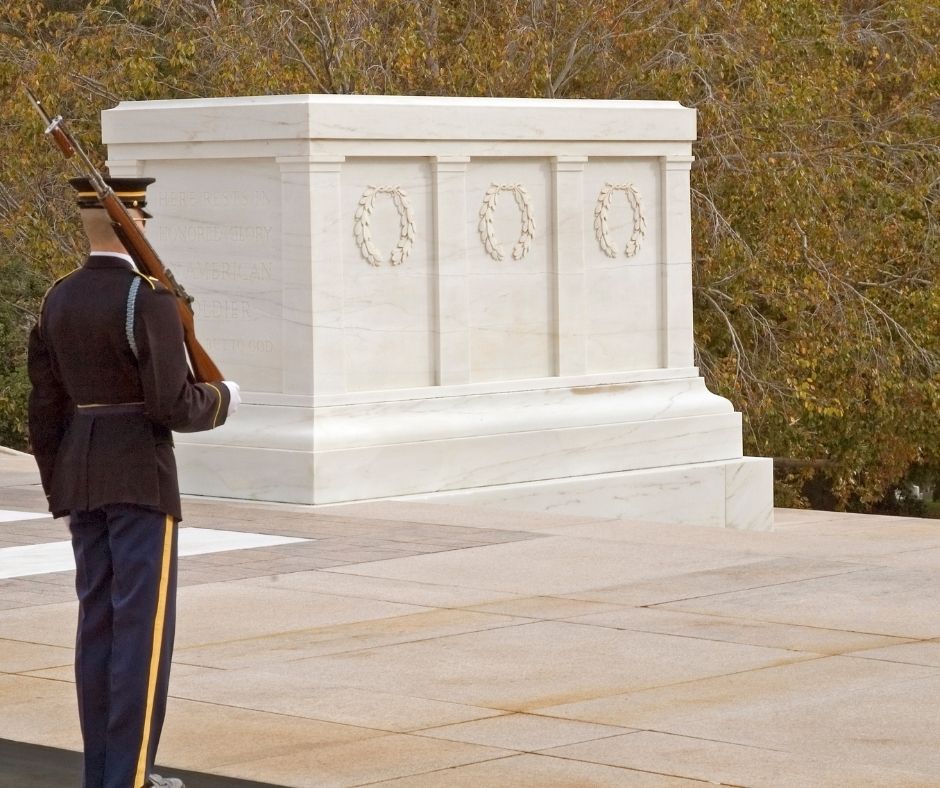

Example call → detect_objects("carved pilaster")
277 155 345 396
433 156 471 385
553 156 588 376
660 155 695 369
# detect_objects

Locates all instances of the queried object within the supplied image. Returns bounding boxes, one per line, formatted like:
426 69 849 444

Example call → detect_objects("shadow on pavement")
0 738 287 788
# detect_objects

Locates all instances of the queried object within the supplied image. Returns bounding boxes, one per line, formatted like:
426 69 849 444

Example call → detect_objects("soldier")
27 176 240 788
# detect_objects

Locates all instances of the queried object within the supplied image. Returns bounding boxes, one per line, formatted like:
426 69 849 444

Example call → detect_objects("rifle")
24 87 223 383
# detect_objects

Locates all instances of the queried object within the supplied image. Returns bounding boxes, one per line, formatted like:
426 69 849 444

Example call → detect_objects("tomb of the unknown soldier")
101 94 773 530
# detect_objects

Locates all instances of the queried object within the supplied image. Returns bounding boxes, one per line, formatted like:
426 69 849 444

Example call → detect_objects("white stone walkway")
2 448 940 786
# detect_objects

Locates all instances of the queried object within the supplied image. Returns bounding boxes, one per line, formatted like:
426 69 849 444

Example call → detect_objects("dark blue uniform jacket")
27 254 230 520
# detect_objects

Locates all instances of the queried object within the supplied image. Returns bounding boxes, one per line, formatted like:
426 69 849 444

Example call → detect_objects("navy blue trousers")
69 504 178 788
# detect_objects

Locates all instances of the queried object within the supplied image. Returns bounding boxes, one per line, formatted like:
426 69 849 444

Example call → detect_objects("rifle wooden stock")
24 86 223 383
47 125 76 158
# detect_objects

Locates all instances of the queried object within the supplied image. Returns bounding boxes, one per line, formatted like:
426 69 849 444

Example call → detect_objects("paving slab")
328 534 772 596
656 565 940 639
542 730 939 788
158 698 390 773
175 608 527 668
559 554 866 607
560 605 911 655
233 568 524 608
169 665 507 732
207 732 510 788
367 752 705 786
844 638 940 667
279 619 812 711
0 637 73 673
3 458 940 785
538 657 940 776
414 712 632 751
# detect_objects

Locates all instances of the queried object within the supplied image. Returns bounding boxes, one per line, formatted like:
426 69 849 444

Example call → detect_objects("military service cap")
69 176 156 218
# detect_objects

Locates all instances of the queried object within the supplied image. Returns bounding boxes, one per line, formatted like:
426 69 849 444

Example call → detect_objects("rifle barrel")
23 86 224 383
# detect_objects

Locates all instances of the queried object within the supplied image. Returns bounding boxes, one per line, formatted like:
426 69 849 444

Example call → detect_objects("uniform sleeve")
133 285 231 433
27 320 73 507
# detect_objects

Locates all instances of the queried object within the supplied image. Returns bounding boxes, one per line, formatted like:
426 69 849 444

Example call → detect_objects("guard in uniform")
27 177 241 788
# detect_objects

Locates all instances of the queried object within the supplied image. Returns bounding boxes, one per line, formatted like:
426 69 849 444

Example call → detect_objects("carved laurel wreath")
478 184 535 262
594 183 646 258
353 186 416 267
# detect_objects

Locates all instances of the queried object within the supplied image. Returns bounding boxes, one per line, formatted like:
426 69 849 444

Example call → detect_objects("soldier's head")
69 176 155 250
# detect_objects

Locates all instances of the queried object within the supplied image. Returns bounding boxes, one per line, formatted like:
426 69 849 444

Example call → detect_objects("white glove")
222 381 241 416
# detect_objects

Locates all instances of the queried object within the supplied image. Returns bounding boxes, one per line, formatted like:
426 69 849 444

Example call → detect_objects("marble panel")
466 158 555 382
341 158 436 392
662 261 694 368
583 158 662 372
148 158 282 391
585 263 662 372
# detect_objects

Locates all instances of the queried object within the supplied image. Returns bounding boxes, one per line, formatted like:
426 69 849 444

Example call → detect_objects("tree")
1 0 937 512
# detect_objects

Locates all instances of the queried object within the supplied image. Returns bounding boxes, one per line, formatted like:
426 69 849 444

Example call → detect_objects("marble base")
397 458 774 531
175 371 773 529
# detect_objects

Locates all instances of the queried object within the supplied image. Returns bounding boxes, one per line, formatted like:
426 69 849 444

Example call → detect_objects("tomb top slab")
103 94 696 145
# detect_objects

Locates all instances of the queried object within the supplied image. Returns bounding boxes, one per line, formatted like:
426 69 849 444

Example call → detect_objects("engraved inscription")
156 225 273 243
157 189 272 208
199 298 253 320
187 262 274 282
205 338 276 354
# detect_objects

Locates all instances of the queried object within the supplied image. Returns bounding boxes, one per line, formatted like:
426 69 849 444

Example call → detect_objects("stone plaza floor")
2 446 940 787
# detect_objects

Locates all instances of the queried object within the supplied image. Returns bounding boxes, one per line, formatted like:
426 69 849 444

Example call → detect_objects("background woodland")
1 0 937 513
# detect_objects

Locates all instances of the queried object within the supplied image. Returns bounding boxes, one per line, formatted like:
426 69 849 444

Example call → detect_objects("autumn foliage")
1 0 937 512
